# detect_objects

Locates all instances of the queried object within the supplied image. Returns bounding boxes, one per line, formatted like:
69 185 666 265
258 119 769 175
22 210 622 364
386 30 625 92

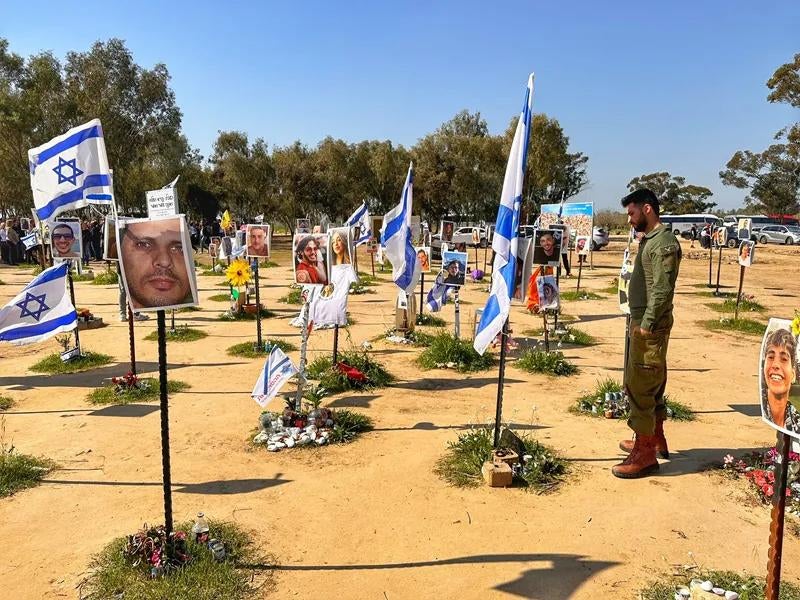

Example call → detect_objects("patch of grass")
0 396 13 411
666 398 695 421
218 307 276 321
416 313 447 327
30 351 113 374
71 271 95 282
30 264 44 275
199 269 225 276
259 260 279 268
226 339 298 358
705 296 766 313
307 350 394 392
144 325 207 342
278 288 302 305
435 425 566 492
209 293 232 302
86 379 190 405
601 277 619 295
417 331 495 372
82 520 273 600
700 317 767 336
91 270 119 285
639 569 800 600
573 377 694 421
696 290 735 299
329 409 374 444
0 447 56 498
559 290 604 301
523 326 596 346
516 349 578 376
177 306 200 313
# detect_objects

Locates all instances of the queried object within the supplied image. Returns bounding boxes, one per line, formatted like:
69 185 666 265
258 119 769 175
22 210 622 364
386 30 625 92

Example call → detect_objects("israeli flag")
0 263 77 345
28 119 113 222
380 163 420 294
426 272 452 312
474 74 535 355
251 346 299 408
346 201 371 246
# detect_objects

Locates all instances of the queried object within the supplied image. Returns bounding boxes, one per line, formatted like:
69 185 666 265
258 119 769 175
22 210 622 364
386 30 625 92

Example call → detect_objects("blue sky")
2 1 798 210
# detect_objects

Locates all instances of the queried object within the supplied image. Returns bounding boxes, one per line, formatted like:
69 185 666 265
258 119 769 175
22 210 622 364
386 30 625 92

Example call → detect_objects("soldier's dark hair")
621 188 660 216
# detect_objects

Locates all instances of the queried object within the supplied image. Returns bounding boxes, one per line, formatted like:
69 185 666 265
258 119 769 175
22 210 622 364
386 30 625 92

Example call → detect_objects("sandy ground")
0 236 799 599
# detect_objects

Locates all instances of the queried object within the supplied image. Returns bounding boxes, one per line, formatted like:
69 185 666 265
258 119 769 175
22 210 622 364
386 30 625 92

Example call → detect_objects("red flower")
763 484 774 497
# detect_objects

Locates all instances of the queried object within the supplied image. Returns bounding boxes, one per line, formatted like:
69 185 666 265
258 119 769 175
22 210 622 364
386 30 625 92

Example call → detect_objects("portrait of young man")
441 250 467 286
246 224 271 258
760 320 800 437
117 215 198 311
293 233 329 285
532 229 562 266
415 247 431 273
296 218 311 234
51 220 81 259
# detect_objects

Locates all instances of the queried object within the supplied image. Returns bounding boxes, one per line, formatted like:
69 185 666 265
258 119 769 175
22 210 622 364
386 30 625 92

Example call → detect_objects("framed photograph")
410 215 422 246
441 250 467 287
103 216 119 261
471 228 480 246
513 238 534 301
219 236 234 259
714 226 728 248
739 240 755 267
211 236 221 248
532 229 563 266
51 219 81 260
208 242 218 257
293 232 329 285
575 235 591 256
371 216 383 243
328 227 353 271
760 318 800 439
246 224 271 258
738 218 752 242
296 218 311 234
117 215 199 311
487 224 495 244
20 217 31 232
537 275 560 310
415 246 431 273
440 220 455 243
539 201 593 239
552 223 570 253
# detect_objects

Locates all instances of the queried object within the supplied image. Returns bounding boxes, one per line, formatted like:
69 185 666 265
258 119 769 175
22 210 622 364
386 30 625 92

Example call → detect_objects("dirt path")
0 237 798 599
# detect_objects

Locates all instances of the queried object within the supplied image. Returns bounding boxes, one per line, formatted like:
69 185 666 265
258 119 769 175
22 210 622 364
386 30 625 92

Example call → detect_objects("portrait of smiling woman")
760 320 800 436
328 228 352 266
117 216 198 311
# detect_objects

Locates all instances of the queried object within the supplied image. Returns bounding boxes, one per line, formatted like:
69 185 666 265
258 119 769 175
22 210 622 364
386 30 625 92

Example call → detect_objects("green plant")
177 306 200 312
307 350 393 392
303 385 328 410
573 377 694 421
0 396 13 411
559 290 604 301
218 307 276 321
329 409 373 443
91 270 119 285
435 425 566 492
86 379 190 405
144 325 208 342
516 349 578 376
81 520 273 600
30 351 113 374
226 339 298 358
30 264 44 275
706 294 766 313
700 317 767 336
278 287 303 305
524 325 596 346
416 313 447 327
0 420 56 498
638 569 800 600
71 271 95 282
199 269 225 276
209 293 232 302
259 260 279 268
601 277 619 294
417 331 495 372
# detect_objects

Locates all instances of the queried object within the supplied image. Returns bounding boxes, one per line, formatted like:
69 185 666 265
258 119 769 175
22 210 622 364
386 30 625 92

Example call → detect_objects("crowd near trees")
0 37 797 229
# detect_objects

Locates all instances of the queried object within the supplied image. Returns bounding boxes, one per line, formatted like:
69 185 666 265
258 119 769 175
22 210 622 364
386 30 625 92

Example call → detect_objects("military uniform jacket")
628 224 681 332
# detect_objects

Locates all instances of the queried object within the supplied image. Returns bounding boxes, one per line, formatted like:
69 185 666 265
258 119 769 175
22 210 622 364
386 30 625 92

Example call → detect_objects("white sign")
60 347 80 362
146 188 178 218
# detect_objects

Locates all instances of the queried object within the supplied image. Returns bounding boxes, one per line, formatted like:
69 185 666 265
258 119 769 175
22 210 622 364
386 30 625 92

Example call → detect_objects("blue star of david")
53 157 83 186
16 292 49 321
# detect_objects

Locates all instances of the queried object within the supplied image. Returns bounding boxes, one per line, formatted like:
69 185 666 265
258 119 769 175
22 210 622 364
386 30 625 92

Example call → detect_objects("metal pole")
170 309 176 332
67 264 82 355
370 250 375 278
419 273 425 319
295 300 311 409
714 247 723 296
128 303 136 375
765 431 792 599
332 324 339 364
553 266 560 333
734 265 746 321
454 288 461 338
492 318 510 448
254 260 263 350
543 313 550 352
708 244 713 286
576 256 583 293
156 310 174 539
483 243 489 273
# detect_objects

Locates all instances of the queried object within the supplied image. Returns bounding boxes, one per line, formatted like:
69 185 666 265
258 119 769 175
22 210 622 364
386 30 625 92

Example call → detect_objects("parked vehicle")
660 213 723 237
757 225 800 245
452 226 488 247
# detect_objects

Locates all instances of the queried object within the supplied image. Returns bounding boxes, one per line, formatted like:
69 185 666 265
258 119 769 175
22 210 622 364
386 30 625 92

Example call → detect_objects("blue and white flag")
380 162 420 294
474 74 535 355
0 263 77 345
251 346 299 408
346 201 371 246
28 119 113 222
426 272 452 313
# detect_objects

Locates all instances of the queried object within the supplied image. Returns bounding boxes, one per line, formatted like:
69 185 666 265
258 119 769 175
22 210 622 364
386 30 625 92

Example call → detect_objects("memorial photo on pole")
51 219 81 259
441 250 467 286
293 232 329 285
117 215 199 311
738 240 755 267
737 218 752 242
296 218 311 234
103 216 119 260
328 227 353 268
759 319 800 438
537 275 560 310
532 228 562 266
441 220 455 243
513 237 534 301
246 223 271 258
576 235 591 256
415 246 431 273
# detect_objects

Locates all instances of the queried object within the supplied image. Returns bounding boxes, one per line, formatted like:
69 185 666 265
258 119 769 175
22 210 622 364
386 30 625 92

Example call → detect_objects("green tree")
720 54 799 217
627 172 715 214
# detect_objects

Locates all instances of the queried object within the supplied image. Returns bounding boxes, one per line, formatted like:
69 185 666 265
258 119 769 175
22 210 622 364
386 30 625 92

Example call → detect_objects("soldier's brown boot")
619 415 669 459
612 434 660 479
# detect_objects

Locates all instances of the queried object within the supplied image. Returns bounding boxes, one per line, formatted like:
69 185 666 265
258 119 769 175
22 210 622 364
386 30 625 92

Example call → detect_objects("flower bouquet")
225 258 258 314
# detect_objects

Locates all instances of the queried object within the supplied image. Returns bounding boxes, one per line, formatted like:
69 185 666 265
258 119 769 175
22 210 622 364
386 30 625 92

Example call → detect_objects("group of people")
0 218 25 265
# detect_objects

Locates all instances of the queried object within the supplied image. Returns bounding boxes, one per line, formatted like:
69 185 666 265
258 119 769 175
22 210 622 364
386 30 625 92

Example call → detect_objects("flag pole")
67 261 82 356
714 246 723 296
332 324 339 364
734 265 746 320
128 302 136 375
295 298 311 409
766 430 792 599
454 288 461 338
492 318 510 448
156 310 174 541
419 273 425 320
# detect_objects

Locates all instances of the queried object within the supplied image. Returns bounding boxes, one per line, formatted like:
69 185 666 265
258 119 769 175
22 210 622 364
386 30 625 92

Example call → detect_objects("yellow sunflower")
792 313 800 337
225 258 252 288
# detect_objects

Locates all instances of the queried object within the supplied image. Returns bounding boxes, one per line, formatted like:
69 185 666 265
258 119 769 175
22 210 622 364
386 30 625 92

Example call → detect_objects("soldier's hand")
634 325 653 337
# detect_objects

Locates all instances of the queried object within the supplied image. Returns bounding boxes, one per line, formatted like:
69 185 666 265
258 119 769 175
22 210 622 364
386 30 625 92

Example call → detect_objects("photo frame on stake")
759 318 800 438
415 246 431 273
51 219 81 260
328 227 353 271
103 216 119 260
410 215 422 246
738 240 755 267
246 223 271 258
296 218 311 234
293 232 329 285
532 229 563 266
513 238 534 301
441 250 467 287
219 236 234 259
440 220 455 243
117 215 199 312
537 275 560 311
576 235 591 256
737 218 752 242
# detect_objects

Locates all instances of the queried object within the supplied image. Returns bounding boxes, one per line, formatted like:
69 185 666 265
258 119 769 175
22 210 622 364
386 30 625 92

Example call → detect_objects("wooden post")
734 265 746 321
156 310 174 539
714 247 723 296
67 264 82 356
492 318 510 448
128 303 136 375
454 288 461 339
576 255 584 293
294 299 311 409
708 243 713 287
543 312 549 352
254 260 263 350
419 273 425 319
332 324 339 365
765 431 792 599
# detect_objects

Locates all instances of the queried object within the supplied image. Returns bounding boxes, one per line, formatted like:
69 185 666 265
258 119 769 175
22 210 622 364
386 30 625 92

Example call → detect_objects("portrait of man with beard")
118 216 198 311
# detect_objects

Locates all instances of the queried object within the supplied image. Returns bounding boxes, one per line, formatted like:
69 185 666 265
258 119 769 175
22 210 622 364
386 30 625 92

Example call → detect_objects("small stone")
274 442 286 449
325 419 334 427
675 587 690 600
285 438 295 448
253 432 269 444
724 592 739 600
315 437 327 445
267 444 278 452
701 581 713 592
712 589 724 596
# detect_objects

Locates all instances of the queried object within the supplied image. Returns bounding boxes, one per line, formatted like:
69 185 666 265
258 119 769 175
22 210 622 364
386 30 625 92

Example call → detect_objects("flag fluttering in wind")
346 201 371 246
220 210 233 231
0 263 77 345
251 346 299 408
426 272 452 312
380 163 420 294
473 74 535 355
28 119 113 222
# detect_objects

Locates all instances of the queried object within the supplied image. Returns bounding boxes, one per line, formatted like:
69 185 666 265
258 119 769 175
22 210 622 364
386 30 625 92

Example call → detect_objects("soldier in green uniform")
614 188 682 479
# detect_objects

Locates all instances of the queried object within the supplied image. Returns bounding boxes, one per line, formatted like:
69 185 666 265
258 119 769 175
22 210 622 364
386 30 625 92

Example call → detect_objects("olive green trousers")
624 318 672 435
